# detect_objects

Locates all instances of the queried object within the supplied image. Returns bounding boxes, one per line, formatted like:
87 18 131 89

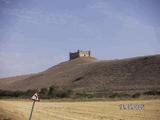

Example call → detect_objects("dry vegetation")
0 55 160 93
0 55 160 119
0 99 160 120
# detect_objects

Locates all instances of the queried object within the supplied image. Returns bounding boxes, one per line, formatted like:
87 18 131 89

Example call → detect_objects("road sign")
31 92 39 101
29 92 39 120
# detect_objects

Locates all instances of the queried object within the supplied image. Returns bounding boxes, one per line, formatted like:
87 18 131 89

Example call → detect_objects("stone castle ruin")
69 50 91 60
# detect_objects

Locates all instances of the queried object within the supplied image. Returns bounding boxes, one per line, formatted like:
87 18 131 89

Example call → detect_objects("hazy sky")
0 0 160 77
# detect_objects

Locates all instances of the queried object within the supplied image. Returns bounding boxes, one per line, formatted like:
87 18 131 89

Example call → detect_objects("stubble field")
0 99 160 120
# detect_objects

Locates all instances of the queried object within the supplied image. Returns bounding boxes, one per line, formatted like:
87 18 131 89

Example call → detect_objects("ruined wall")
69 52 79 60
69 50 91 60
79 51 90 57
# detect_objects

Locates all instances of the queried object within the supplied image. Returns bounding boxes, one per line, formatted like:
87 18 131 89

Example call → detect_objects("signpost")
29 92 39 120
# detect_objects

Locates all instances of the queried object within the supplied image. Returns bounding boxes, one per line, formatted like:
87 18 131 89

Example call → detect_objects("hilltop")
0 55 160 94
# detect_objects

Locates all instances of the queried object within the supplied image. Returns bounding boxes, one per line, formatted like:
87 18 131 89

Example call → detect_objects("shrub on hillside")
39 88 48 98
143 90 160 96
132 93 141 98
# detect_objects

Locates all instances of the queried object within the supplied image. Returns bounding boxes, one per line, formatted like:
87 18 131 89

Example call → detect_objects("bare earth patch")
0 109 12 120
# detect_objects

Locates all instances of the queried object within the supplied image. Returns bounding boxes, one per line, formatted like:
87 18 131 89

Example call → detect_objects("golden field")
0 99 160 120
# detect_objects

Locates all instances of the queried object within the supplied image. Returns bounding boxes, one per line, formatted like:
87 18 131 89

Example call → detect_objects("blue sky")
0 0 160 77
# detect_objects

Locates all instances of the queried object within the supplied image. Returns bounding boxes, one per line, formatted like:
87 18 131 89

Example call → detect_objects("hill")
0 55 160 93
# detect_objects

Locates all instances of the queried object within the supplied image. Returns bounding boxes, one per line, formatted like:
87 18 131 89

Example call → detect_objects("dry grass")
0 99 160 120
0 55 160 93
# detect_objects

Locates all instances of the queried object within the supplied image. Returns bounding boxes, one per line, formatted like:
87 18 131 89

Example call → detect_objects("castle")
69 50 91 60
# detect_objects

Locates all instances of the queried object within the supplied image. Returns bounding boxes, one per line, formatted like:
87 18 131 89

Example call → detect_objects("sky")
0 0 160 78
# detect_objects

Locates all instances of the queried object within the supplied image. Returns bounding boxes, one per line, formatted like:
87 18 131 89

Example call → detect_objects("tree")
48 85 56 98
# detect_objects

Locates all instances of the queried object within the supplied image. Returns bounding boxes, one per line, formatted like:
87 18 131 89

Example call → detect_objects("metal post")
29 100 36 120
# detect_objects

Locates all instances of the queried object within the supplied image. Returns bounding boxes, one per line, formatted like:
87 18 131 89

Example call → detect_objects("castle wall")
79 51 90 57
69 50 91 60
69 52 79 60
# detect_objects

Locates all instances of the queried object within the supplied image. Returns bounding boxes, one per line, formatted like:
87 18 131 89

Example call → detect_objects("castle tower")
69 50 91 60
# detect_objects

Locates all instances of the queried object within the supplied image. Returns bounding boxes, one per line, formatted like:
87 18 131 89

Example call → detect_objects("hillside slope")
0 55 160 93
